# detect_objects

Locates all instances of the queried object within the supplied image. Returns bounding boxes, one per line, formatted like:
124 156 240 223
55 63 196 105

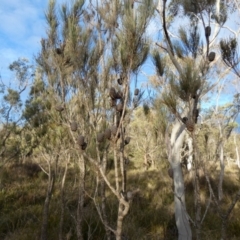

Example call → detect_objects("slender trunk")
187 137 193 171
120 149 126 192
194 168 201 240
116 200 130 240
192 136 202 240
114 144 119 192
172 162 192 240
221 218 227 240
144 152 148 170
59 160 69 240
100 178 112 240
169 121 192 240
41 165 55 240
218 140 224 201
221 189 240 239
234 134 240 168
100 154 111 240
76 155 85 240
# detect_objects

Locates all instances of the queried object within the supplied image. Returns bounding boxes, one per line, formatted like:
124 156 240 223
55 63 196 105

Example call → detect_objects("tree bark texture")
169 121 192 240
234 134 240 168
40 169 55 240
59 160 68 240
114 145 120 192
100 154 112 240
116 200 130 240
194 169 201 240
76 155 85 240
218 141 224 201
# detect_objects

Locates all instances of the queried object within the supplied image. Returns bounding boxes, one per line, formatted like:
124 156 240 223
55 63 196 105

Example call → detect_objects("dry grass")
0 161 239 239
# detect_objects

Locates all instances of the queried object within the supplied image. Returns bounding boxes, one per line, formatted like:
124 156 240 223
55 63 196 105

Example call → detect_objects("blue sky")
0 0 51 81
0 0 239 104
0 0 157 82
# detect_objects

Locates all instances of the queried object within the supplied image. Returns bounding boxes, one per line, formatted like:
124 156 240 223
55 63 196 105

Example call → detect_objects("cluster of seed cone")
205 26 216 62
182 108 199 132
55 105 65 112
109 75 140 111
97 126 130 144
109 87 123 110
77 135 87 150
109 75 124 110
69 121 88 150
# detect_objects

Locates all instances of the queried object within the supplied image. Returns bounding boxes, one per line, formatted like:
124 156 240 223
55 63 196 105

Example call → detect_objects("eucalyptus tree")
200 20 240 240
130 104 167 169
152 0 230 239
0 59 33 163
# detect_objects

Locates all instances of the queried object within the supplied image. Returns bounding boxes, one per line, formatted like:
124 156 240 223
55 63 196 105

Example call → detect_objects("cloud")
0 0 49 81
0 1 47 41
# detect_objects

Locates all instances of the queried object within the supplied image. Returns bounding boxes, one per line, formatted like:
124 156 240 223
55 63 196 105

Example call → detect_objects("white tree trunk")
218 138 224 201
234 134 240 168
169 121 192 240
187 136 193 171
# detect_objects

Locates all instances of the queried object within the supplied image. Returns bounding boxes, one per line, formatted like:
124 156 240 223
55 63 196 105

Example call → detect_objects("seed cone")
208 52 216 62
81 142 87 150
55 48 62 54
182 117 188 124
124 137 131 145
55 105 64 112
70 122 78 131
186 119 194 132
134 88 139 96
104 128 111 140
110 99 116 107
97 133 105 142
109 87 117 100
111 126 118 135
116 90 123 99
205 26 211 37
117 77 123 85
77 135 85 146
116 102 123 112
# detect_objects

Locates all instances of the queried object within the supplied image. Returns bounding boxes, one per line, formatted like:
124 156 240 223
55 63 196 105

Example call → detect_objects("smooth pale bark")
186 137 193 171
169 121 192 240
218 140 224 201
234 134 240 168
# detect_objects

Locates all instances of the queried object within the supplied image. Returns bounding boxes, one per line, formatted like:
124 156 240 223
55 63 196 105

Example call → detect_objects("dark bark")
59 161 68 240
194 169 202 240
40 158 56 240
76 155 85 240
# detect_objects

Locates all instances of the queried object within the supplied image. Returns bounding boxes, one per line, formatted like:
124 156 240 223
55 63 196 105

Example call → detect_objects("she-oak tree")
31 0 154 239
20 0 240 239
